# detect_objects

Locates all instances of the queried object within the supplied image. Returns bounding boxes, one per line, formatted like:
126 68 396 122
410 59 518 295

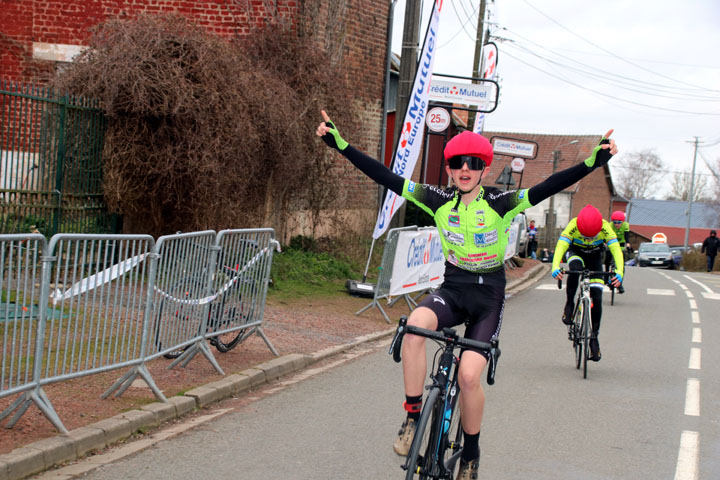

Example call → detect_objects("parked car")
512 212 529 257
635 242 674 269
669 245 690 268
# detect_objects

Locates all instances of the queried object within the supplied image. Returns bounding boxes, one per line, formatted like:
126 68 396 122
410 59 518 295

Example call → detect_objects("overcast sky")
391 0 720 197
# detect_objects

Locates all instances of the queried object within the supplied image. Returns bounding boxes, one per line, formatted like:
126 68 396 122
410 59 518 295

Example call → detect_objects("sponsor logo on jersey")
474 209 485 227
474 229 498 246
519 190 525 199
448 214 460 227
408 181 416 192
443 229 464 246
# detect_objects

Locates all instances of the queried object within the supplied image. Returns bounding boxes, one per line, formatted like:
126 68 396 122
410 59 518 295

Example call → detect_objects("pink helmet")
443 131 493 167
577 205 603 237
611 210 626 222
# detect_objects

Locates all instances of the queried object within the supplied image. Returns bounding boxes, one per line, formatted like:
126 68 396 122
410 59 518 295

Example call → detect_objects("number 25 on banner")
426 107 450 133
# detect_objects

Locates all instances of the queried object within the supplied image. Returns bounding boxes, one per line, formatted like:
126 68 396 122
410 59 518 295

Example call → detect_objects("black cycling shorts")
416 282 505 359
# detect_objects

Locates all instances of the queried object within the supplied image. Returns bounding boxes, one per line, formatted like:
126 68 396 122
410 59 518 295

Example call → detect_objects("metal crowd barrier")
355 226 422 323
0 229 279 433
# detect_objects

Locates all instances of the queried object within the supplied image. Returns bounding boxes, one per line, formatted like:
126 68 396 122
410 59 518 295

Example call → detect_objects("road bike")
557 269 613 378
388 316 500 479
154 239 262 359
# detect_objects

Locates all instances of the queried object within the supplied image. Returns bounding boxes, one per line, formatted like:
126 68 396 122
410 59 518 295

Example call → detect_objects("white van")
511 212 529 257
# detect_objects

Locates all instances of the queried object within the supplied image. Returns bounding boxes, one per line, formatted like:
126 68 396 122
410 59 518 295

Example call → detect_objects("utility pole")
683 136 701 249
468 0 488 131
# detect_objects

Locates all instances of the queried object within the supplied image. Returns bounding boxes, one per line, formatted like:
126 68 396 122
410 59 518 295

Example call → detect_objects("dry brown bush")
52 13 358 237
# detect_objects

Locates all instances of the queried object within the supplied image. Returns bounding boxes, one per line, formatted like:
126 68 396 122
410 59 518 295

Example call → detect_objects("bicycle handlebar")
557 268 615 289
388 316 501 385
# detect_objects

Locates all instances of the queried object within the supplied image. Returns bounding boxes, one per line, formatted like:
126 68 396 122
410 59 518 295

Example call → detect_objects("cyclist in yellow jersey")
317 111 618 479
552 205 624 361
606 210 630 293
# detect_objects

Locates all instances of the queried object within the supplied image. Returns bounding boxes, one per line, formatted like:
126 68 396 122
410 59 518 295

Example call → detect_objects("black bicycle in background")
557 269 614 379
389 316 500 479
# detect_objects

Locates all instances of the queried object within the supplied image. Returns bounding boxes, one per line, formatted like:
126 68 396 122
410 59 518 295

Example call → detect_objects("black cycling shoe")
589 337 602 362
562 303 574 325
618 285 625 294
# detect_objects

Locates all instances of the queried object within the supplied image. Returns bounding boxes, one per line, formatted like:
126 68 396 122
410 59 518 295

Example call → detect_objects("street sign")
652 232 667 243
426 107 451 132
428 78 498 111
495 165 515 186
490 136 538 159
510 157 525 173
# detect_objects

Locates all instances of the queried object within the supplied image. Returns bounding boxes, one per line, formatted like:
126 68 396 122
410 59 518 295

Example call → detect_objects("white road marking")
647 288 675 296
689 299 697 309
691 327 701 343
684 378 700 417
701 292 720 300
679 283 689 290
688 348 701 370
683 275 713 293
691 311 700 324
674 430 699 480
684 290 694 298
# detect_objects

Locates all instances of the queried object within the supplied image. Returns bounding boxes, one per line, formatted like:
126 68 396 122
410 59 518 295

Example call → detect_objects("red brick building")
0 0 391 239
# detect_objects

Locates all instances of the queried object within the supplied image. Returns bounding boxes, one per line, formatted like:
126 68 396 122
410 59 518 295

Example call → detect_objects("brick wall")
1 0 389 233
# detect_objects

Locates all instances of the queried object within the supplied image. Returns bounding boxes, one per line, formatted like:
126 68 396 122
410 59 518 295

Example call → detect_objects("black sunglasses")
448 155 485 170
612 220 622 224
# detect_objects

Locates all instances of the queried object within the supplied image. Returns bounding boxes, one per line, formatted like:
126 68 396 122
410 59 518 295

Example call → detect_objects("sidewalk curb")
0 263 546 480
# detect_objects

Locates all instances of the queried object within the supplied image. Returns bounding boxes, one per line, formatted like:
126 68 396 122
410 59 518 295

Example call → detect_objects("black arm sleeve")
342 145 405 195
527 162 594 205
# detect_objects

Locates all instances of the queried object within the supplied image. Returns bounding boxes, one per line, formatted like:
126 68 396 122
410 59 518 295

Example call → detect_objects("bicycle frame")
389 317 500 479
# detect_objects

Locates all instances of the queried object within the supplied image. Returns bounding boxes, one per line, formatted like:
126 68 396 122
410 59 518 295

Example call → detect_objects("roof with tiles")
627 198 720 229
481 130 612 193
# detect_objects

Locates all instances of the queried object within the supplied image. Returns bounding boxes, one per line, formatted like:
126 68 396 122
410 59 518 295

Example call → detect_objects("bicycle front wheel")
573 302 583 370
405 388 440 480
441 387 463 476
582 298 591 379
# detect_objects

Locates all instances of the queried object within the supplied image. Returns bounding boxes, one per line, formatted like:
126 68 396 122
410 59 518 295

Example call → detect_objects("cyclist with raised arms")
551 205 624 362
316 111 618 479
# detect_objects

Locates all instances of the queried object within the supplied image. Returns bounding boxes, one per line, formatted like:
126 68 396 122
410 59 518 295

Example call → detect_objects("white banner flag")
389 229 445 296
474 41 498 134
373 1 442 239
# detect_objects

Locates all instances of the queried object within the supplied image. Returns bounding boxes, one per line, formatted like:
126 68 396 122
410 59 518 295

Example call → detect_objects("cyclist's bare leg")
457 350 488 435
402 306 439 397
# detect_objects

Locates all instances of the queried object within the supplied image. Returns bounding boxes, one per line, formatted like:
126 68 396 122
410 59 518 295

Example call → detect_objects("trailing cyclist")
316 111 618 479
551 205 624 362
604 210 630 293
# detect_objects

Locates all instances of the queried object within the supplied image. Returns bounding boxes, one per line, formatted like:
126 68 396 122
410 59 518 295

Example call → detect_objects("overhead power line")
519 0 720 94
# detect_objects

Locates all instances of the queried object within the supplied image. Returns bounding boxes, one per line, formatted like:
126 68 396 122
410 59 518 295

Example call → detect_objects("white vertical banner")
373 1 442 239
389 228 445 296
473 41 498 134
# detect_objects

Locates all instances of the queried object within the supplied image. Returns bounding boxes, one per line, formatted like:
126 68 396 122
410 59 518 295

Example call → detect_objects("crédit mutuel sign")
428 79 495 108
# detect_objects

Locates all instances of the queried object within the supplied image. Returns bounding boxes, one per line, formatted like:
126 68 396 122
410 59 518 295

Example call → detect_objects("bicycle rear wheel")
212 295 253 353
581 298 591 379
405 388 440 480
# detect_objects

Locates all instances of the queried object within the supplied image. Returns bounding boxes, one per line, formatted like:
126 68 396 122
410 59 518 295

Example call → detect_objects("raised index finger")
321 110 331 123
603 129 614 139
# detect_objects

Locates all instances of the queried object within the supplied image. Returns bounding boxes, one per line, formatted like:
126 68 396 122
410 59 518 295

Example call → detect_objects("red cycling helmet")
443 131 493 167
611 210 626 222
576 205 603 237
